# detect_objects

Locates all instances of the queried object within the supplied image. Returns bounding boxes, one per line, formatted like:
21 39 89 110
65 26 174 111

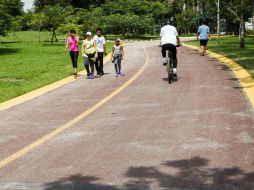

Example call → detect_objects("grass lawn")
0 31 66 42
0 31 114 103
185 36 254 78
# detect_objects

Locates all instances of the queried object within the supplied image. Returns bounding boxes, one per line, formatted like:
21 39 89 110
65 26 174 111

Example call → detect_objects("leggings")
113 56 122 74
161 44 177 68
84 53 95 76
69 51 79 68
95 52 104 74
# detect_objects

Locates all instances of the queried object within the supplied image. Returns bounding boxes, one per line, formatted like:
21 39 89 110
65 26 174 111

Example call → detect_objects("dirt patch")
0 77 23 82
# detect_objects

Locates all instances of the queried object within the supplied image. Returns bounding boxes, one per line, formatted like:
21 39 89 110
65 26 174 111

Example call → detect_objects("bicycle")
166 50 177 84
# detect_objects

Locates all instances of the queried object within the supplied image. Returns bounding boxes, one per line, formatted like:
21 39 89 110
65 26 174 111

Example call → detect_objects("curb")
183 43 254 110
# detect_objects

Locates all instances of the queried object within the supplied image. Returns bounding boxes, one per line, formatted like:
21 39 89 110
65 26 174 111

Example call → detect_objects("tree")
219 0 251 48
240 0 245 48
42 5 64 44
172 0 251 48
0 0 24 16
30 13 46 43
0 5 12 36
20 10 34 31
33 0 69 12
33 0 106 11
103 13 153 37
176 8 196 34
252 0 254 34
0 0 24 36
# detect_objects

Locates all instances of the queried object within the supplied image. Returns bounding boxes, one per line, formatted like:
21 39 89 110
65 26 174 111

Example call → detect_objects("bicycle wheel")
168 58 172 84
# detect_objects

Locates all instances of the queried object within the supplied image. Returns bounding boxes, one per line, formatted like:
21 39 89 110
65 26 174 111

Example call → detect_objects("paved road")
0 42 254 190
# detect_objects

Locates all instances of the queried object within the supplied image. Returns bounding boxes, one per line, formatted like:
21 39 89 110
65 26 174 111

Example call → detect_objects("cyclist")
160 18 180 78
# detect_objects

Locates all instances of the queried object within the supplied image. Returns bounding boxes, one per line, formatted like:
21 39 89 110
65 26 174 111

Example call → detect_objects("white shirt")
93 35 105 52
160 25 178 46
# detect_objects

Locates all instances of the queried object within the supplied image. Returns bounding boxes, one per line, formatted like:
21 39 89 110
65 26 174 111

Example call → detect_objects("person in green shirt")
82 32 97 79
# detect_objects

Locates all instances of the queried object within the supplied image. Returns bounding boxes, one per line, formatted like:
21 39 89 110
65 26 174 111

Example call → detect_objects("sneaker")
115 73 119 78
86 75 90 79
90 75 94 79
162 58 167 66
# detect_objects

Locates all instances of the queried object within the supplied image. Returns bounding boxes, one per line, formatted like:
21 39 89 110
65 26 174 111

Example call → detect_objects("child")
82 32 96 79
111 38 124 77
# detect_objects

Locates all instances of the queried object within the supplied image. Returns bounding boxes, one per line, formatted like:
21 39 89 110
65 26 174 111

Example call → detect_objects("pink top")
68 37 79 52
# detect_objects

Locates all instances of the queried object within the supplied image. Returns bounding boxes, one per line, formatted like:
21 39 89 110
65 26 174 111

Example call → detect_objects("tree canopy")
1 0 254 48
0 0 24 35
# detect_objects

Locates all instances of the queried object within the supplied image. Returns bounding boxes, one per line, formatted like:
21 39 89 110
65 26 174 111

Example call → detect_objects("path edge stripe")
183 43 254 110
0 47 149 170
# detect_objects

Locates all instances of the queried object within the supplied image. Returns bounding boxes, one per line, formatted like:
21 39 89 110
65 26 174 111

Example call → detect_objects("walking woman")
82 32 96 79
65 30 79 76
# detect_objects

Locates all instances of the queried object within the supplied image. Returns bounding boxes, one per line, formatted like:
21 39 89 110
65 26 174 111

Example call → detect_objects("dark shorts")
200 40 208 46
161 44 177 60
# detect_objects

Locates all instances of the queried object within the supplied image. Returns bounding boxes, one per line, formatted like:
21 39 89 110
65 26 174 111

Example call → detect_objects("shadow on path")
44 157 254 190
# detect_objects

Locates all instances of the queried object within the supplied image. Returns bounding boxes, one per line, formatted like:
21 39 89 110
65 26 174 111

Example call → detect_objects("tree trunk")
132 30 135 37
240 0 245 49
50 30 58 45
252 0 254 34
38 28 41 44
122 31 126 38
54 31 58 42
217 0 220 38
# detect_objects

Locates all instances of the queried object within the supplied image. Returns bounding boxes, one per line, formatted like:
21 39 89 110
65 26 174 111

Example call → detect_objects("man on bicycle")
160 18 180 77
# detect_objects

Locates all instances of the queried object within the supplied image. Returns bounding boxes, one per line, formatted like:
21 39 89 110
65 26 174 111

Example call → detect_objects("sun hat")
86 32 92 36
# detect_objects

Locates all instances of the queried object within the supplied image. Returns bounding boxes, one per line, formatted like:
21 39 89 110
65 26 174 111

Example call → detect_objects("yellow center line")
0 47 150 170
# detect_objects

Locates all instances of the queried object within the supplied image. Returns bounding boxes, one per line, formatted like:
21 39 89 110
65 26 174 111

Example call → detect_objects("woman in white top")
82 32 97 79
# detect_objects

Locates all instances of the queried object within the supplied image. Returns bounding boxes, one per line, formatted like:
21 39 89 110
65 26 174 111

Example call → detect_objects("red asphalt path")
0 42 254 190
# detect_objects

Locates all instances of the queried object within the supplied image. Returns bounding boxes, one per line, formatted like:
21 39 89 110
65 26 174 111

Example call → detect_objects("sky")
21 0 34 10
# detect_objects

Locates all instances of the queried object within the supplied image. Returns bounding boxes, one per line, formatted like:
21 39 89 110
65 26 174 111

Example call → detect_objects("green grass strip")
0 34 114 103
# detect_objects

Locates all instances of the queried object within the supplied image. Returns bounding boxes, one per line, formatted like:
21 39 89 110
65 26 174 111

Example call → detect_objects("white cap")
86 32 92 36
